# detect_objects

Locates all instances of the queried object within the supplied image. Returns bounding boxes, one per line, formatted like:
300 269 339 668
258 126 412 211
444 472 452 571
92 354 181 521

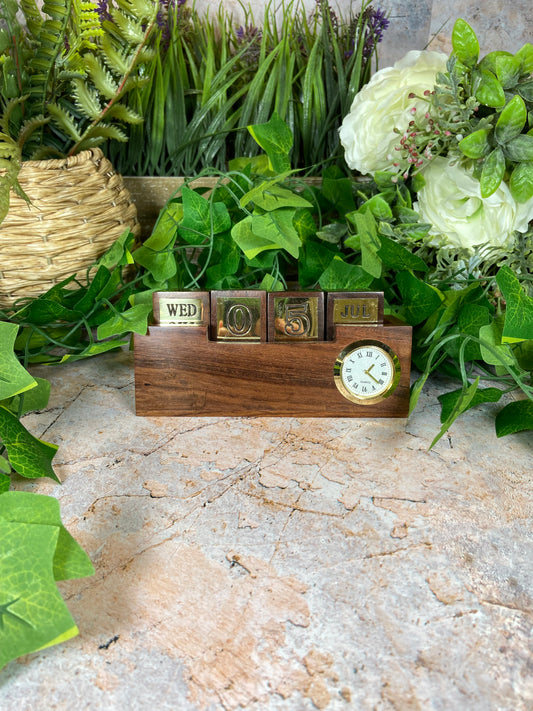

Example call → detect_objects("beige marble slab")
2 349 531 710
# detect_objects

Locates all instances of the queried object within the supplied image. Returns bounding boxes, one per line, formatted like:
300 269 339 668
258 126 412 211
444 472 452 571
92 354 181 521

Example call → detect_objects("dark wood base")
134 320 412 418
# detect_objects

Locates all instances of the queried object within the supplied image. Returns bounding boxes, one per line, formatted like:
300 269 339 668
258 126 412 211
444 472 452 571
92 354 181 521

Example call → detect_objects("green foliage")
0 116 531 671
0 0 158 221
449 19 533 201
0 491 94 670
0 324 96 668
107 0 387 176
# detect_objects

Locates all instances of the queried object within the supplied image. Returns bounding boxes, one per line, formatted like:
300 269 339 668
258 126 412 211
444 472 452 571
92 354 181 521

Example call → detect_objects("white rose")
414 156 533 253
339 50 448 175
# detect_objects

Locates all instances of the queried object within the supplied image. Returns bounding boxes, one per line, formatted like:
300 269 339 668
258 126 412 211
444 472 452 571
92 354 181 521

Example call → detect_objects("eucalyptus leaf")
459 129 491 159
495 95 527 144
510 161 533 203
452 18 479 67
480 147 506 197
502 134 533 162
475 68 506 108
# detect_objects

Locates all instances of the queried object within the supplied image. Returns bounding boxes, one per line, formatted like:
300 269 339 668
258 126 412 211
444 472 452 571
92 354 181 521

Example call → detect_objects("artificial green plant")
0 0 158 221
107 0 389 176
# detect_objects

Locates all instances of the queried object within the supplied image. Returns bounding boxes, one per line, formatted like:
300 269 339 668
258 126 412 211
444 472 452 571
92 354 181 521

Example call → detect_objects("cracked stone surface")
1 347 532 711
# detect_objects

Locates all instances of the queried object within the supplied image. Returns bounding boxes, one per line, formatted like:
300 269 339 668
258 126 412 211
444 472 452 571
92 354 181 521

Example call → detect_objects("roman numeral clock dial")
334 339 401 405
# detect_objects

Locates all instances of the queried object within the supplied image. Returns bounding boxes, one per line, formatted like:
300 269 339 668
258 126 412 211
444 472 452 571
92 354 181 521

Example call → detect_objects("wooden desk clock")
133 290 412 418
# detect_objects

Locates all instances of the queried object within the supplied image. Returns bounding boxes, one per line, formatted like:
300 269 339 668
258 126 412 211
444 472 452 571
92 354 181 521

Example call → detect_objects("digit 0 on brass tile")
326 291 384 339
267 291 324 341
210 290 266 341
153 291 209 326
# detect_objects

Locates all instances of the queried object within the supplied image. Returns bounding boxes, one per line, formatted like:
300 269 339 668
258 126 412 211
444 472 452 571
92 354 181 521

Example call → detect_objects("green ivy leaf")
495 399 533 437
496 265 533 342
232 217 280 260
178 186 231 243
0 407 59 482
205 232 241 288
438 384 504 423
250 210 302 259
430 377 481 448
2 491 94 581
452 18 479 67
247 112 293 174
96 229 136 269
396 271 443 326
0 470 9 491
144 202 183 250
298 240 337 289
60 340 131 363
293 208 318 242
14 298 82 327
240 182 312 211
510 161 533 203
316 223 347 244
71 266 114 314
0 322 36 401
259 273 284 291
318 256 373 291
360 195 393 221
479 317 516 366
348 210 381 279
480 147 506 197
132 243 177 283
0 491 94 669
377 234 428 272
96 303 153 340
321 174 357 216
4 377 51 417
446 303 492 361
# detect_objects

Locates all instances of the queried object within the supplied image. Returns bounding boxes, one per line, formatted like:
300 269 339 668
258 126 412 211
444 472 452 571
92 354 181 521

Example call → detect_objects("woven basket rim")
17 148 106 172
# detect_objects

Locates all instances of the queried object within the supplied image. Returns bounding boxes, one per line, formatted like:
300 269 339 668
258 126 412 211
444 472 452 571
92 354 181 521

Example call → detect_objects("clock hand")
364 364 380 384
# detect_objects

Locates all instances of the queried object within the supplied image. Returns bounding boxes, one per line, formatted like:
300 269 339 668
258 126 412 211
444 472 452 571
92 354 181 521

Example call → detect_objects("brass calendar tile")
210 290 267 341
326 291 384 339
153 291 209 326
267 291 324 341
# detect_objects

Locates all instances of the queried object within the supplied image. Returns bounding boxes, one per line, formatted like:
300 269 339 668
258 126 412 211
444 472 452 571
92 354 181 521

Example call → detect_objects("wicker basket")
0 148 140 309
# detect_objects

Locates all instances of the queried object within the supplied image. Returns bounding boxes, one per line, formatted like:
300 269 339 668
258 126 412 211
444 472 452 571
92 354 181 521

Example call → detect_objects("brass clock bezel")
333 339 402 405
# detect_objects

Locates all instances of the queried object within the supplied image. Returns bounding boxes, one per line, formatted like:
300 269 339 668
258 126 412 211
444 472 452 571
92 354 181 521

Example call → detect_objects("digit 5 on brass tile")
267 292 324 341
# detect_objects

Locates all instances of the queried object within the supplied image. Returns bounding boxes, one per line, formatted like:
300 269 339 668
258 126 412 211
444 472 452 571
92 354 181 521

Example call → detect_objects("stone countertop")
1 349 532 710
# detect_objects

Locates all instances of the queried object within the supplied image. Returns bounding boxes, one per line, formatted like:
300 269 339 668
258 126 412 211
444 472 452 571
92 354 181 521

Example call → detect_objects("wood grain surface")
134 321 412 417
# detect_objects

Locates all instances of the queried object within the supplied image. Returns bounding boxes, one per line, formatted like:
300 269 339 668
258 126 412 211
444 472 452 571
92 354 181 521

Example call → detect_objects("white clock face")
334 340 401 405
